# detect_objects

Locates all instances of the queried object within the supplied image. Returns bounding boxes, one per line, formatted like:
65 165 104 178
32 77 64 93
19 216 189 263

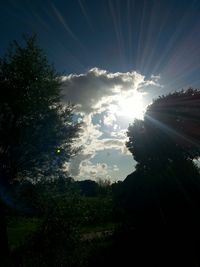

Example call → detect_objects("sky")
1 0 200 181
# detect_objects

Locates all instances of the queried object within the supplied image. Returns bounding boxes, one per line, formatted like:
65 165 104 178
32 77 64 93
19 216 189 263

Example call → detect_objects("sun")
116 91 145 120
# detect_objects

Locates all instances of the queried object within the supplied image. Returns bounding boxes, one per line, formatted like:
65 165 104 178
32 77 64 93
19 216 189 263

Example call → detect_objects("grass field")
7 216 116 249
7 217 41 249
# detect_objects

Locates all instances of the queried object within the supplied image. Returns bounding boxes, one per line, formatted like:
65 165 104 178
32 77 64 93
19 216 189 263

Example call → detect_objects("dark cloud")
61 68 158 114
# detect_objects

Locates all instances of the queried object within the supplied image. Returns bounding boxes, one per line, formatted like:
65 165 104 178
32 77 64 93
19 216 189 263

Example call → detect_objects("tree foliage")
0 35 81 184
116 89 200 265
127 88 200 167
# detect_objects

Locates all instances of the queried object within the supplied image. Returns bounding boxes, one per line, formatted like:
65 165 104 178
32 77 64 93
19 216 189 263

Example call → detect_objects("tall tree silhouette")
127 88 200 169
116 89 200 266
0 35 81 261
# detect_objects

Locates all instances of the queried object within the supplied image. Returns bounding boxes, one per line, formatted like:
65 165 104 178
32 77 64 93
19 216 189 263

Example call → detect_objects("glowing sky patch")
112 91 145 120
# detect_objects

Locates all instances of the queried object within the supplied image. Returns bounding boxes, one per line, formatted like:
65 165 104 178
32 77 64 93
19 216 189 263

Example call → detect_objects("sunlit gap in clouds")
109 90 145 120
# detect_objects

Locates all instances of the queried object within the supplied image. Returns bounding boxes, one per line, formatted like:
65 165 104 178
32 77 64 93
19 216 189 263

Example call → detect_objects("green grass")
7 217 41 249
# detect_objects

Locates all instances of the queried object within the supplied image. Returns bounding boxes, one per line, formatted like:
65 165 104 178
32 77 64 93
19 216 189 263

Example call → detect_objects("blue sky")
1 0 200 181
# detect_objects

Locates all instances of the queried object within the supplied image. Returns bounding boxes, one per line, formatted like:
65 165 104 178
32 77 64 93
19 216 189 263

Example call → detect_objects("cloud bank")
61 68 160 114
61 68 161 180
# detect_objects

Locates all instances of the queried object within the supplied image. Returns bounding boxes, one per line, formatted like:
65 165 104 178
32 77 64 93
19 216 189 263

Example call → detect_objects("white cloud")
103 112 116 126
69 136 130 179
110 129 126 138
61 68 159 114
74 160 109 180
68 154 93 177
62 68 162 180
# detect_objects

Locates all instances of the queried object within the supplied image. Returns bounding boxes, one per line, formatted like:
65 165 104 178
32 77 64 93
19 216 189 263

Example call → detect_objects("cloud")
70 159 121 181
103 112 116 126
61 68 159 114
87 138 127 155
110 129 126 138
76 114 103 154
79 116 127 155
68 153 93 177
73 160 110 180
62 68 162 180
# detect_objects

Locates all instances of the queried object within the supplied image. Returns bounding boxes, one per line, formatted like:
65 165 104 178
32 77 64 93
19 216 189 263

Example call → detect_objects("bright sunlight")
111 91 145 120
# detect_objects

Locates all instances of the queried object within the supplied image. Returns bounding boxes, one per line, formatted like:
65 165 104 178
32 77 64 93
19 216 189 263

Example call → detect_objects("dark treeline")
1 36 200 267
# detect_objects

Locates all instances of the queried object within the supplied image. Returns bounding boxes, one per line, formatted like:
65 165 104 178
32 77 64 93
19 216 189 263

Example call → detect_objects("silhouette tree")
0 35 81 261
127 88 200 169
116 89 200 266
